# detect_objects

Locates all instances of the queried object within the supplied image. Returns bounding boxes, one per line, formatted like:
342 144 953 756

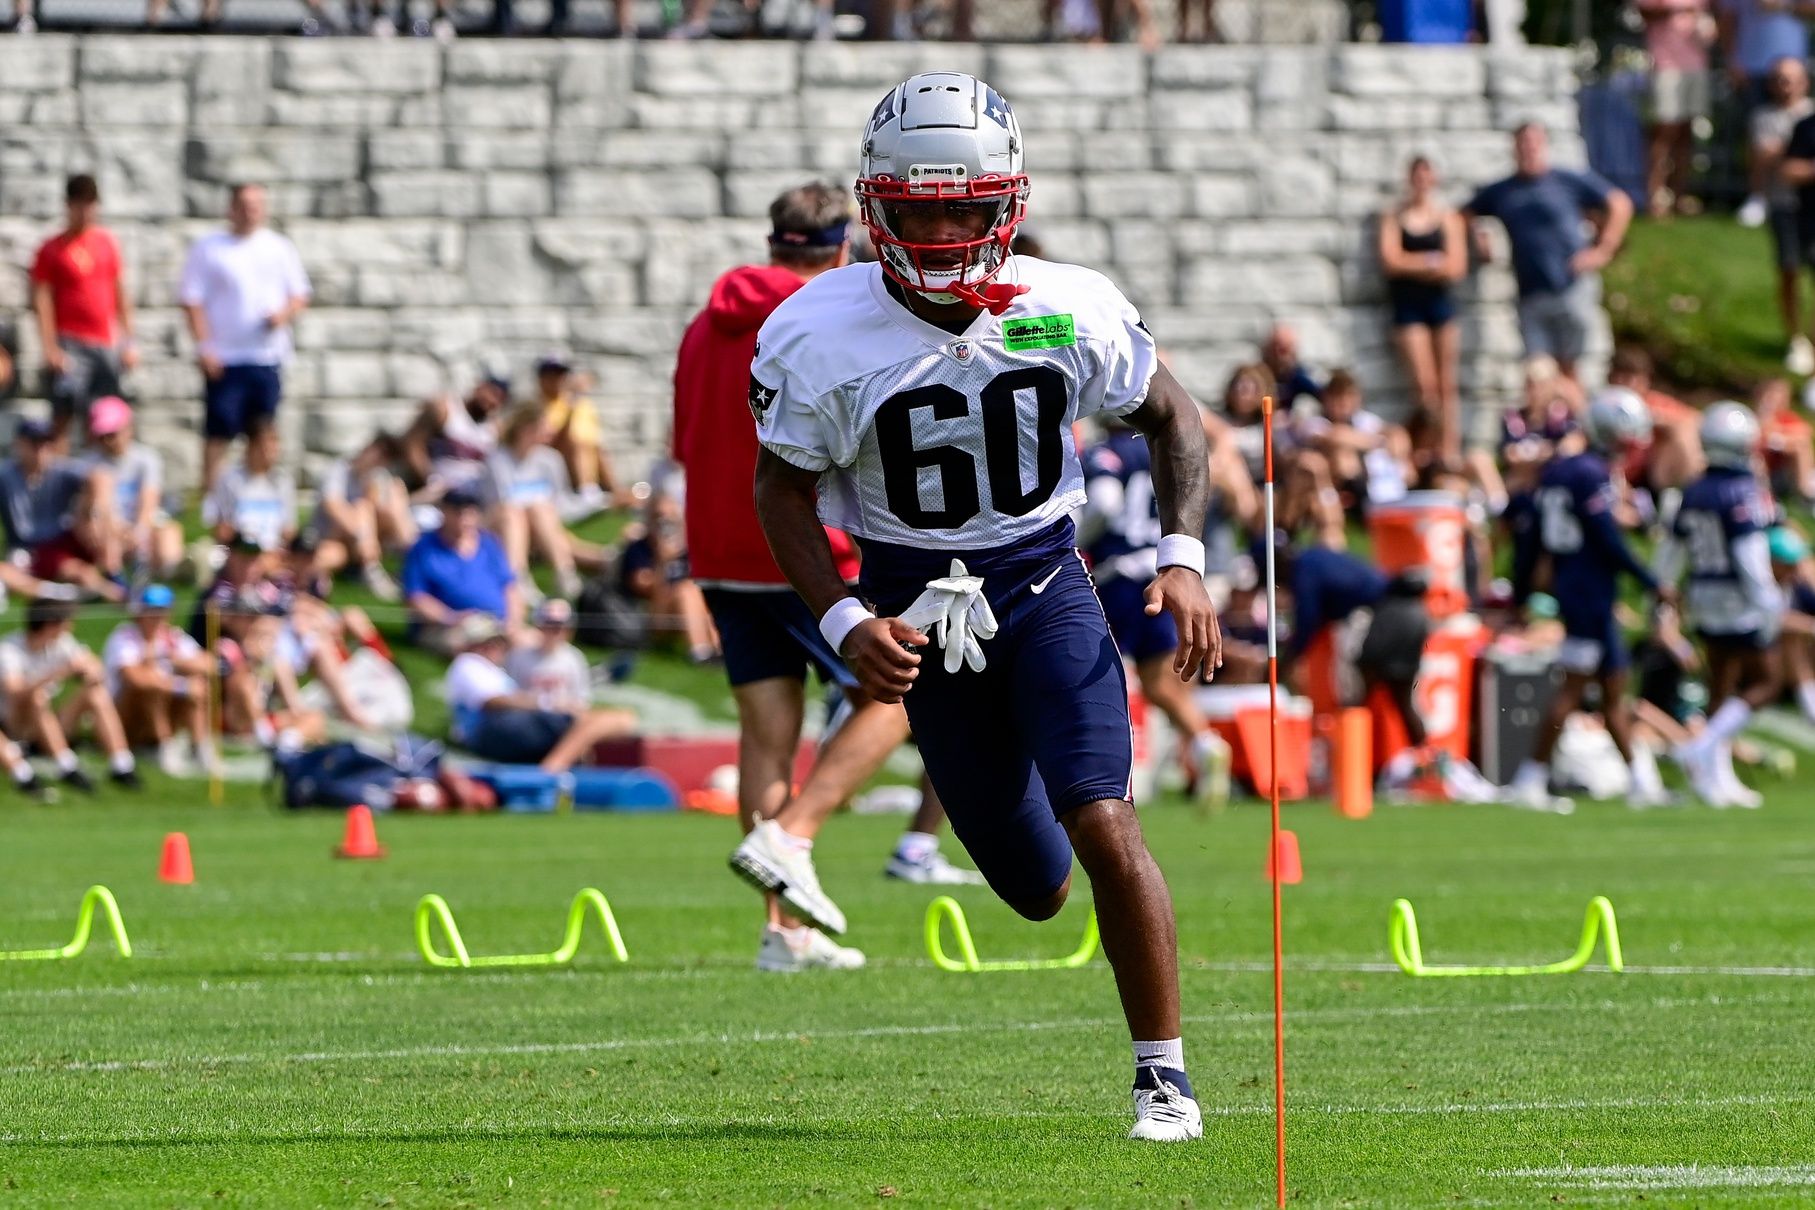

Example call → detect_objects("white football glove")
899 558 999 674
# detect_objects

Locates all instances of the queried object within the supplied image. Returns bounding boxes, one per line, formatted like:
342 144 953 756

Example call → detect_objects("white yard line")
0 992 1779 1075
1494 1163 1815 1191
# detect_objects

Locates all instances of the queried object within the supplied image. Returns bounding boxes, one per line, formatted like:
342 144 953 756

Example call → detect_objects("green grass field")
4 775 1814 1208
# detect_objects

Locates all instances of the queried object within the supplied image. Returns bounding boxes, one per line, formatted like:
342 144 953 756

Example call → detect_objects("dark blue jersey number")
875 365 1068 529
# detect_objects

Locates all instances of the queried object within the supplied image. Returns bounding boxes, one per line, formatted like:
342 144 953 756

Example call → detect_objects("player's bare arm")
1124 363 1223 681
753 447 927 704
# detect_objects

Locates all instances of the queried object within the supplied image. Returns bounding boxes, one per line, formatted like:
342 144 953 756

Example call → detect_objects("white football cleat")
1505 778 1574 815
729 819 847 935
885 848 985 885
755 926 866 972
1738 194 1769 229
1129 1068 1203 1142
1713 759 1763 810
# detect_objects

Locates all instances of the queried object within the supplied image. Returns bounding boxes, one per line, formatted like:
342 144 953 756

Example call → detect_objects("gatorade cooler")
1368 490 1469 619
1368 614 1486 771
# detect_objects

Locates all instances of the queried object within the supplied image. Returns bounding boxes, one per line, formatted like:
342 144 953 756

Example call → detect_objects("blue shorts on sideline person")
205 364 283 440
701 586 857 690
466 708 572 765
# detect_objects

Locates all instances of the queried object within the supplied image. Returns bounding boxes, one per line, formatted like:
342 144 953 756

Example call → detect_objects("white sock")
894 831 939 864
1511 759 1548 790
1133 1038 1185 1072
1716 742 1744 789
1189 730 1223 760
772 824 812 852
1628 742 1662 795
1703 699 1753 749
55 750 78 774
109 751 135 775
11 760 34 784
1797 681 1815 723
1382 748 1419 782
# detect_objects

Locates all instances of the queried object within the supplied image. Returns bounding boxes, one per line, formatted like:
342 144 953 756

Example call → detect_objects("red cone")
159 832 194 885
334 805 386 860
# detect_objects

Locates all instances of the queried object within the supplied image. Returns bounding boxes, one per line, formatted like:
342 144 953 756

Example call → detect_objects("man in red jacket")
674 183 977 972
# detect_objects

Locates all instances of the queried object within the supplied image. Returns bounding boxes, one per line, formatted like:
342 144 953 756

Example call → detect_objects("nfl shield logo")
949 340 972 363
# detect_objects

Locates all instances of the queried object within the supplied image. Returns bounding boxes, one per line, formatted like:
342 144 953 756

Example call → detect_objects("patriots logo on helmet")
983 86 1012 127
749 374 778 421
869 87 898 135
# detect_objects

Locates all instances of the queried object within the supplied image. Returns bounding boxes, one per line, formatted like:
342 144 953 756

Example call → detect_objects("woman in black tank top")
1378 157 1467 460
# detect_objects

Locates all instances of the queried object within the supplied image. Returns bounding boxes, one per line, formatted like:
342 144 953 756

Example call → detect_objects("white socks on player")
109 751 135 776
1133 1038 1185 1073
1628 742 1663 796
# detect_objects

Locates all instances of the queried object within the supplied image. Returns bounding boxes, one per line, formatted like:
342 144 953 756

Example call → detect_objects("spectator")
1724 0 1815 225
1776 81 1815 372
0 319 15 399
204 415 296 554
305 434 412 602
401 486 522 653
1754 376 1815 501
1043 0 1160 49
0 418 122 603
1639 0 1715 218
84 396 183 580
179 182 311 493
443 614 634 772
1214 362 1279 484
103 584 214 776
401 372 509 497
1465 123 1632 383
506 598 591 713
0 598 139 791
665 0 838 39
1293 369 1413 515
487 404 603 604
1177 0 1218 41
1378 156 1467 459
1606 345 1704 492
221 613 325 753
30 174 138 446
1499 356 1584 492
535 353 622 509
1746 58 1815 373
617 488 718 663
1260 324 1323 409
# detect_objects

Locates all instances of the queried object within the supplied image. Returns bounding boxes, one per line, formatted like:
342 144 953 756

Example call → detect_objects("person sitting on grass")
487 404 604 604
103 583 216 777
303 433 413 603
221 612 326 754
402 486 522 654
400 371 509 498
534 352 626 510
616 486 719 663
204 414 296 555
0 597 139 791
444 614 633 771
0 416 124 603
84 396 185 581
1292 369 1413 516
505 597 591 713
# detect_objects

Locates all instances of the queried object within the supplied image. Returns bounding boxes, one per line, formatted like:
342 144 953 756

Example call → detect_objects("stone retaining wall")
0 35 1588 486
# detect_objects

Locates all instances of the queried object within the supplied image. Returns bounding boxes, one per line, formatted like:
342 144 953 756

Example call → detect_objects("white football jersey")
752 257 1158 549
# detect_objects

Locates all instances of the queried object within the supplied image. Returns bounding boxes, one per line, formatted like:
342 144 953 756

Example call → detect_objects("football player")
1655 402 1784 807
727 73 1219 1142
1080 420 1230 803
1508 387 1672 810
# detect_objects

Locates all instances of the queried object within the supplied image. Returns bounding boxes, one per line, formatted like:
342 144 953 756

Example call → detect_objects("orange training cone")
159 832 195 884
334 805 386 860
1333 707 1374 820
1266 830 1302 886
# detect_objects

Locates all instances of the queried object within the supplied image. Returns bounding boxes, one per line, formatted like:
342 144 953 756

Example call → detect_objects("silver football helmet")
1701 400 1760 470
856 72 1029 312
1583 386 1653 451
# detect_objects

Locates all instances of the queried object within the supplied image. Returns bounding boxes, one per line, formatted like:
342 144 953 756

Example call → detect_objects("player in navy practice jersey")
1081 424 1231 803
1655 403 1785 808
726 72 1220 1142
1509 388 1673 811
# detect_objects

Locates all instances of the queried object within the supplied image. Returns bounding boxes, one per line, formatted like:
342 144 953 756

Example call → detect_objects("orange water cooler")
1368 490 1469 619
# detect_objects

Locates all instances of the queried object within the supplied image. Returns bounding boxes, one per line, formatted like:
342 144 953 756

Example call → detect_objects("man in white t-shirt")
0 597 138 791
179 182 311 493
103 584 215 776
444 614 631 772
504 598 590 712
204 415 296 554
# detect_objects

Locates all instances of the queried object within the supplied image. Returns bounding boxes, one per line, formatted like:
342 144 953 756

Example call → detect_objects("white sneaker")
362 562 401 603
755 925 866 972
885 847 985 885
1626 783 1678 809
1714 753 1763 809
1192 732 1232 808
1505 778 1575 814
1789 336 1815 378
729 819 847 935
1129 1068 1203 1142
1739 195 1769 229
156 737 194 778
1674 742 1726 806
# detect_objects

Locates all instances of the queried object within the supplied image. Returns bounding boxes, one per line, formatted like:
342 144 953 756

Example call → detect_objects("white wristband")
1156 534 1206 577
819 596 875 657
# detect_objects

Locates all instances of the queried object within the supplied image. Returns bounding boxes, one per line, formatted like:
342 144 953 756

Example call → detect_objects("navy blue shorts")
467 708 571 764
860 520 1131 907
1097 574 1177 664
1389 289 1457 330
204 364 283 440
1558 608 1629 677
701 586 858 690
1700 630 1774 654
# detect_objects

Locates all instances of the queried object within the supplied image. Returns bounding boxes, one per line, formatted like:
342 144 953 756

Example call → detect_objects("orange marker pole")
1262 395 1287 1208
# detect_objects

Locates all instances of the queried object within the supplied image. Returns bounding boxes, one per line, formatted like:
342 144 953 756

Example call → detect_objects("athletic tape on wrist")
1156 534 1206 577
819 597 875 656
